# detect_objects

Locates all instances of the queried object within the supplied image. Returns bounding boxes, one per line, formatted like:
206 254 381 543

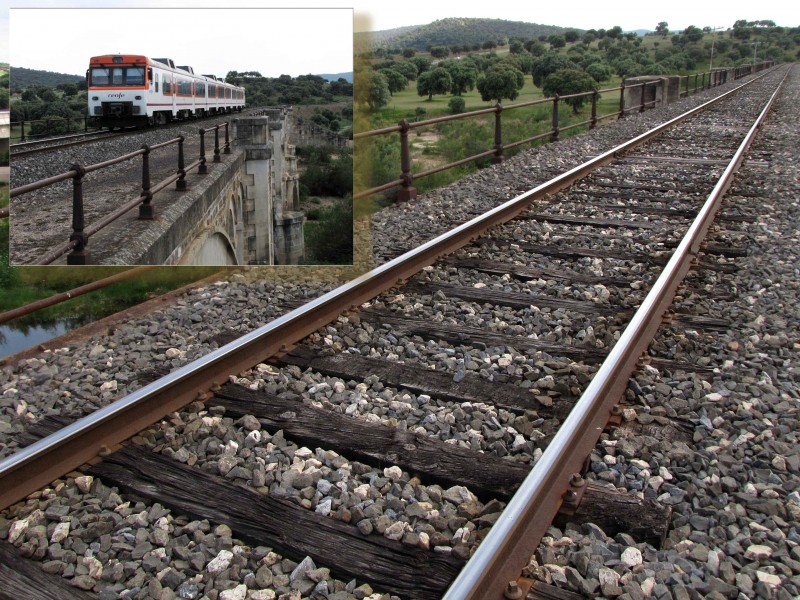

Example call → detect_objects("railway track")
1 65 798 599
9 108 257 160
10 130 132 159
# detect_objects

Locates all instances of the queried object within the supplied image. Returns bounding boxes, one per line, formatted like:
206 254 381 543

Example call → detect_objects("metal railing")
9 122 231 264
355 62 774 203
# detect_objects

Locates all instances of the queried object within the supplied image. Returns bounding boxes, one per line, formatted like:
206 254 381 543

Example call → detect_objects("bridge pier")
235 117 274 264
235 111 305 265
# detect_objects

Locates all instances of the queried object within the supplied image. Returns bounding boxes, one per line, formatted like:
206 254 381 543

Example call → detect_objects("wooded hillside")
10 67 84 91
356 18 578 52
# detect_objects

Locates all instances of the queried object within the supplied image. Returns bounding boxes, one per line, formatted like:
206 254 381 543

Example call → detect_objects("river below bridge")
0 317 84 360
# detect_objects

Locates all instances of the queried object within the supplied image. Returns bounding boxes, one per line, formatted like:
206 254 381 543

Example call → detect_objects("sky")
354 1 797 34
1 0 797 74
8 6 354 78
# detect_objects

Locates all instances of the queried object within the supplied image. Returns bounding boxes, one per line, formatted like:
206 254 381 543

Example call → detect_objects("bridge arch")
179 227 239 265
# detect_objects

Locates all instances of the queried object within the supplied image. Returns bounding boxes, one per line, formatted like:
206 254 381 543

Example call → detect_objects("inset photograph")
8 7 353 266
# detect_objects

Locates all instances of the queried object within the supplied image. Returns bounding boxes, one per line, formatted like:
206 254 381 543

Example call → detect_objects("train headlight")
92 96 99 101
135 96 142 100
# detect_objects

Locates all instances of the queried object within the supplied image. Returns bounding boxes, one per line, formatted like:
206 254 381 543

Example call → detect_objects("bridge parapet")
623 76 681 111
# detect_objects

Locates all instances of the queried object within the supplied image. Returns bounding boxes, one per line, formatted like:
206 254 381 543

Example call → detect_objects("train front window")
90 66 146 86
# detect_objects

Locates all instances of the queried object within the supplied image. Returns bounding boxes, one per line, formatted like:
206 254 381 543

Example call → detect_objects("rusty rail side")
441 66 788 600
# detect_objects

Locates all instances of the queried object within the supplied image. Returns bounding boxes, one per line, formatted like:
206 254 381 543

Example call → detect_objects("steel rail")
0 69 774 512
442 68 789 600
11 130 118 149
11 130 112 149
10 132 129 159
0 267 158 326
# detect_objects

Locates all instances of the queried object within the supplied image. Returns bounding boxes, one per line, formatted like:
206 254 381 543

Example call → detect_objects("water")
0 319 85 360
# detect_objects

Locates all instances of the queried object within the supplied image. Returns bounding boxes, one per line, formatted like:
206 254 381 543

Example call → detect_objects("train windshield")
90 66 146 86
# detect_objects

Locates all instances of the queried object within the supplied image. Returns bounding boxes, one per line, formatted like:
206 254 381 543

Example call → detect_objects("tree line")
224 72 353 107
357 20 799 115
8 70 354 137
0 71 9 110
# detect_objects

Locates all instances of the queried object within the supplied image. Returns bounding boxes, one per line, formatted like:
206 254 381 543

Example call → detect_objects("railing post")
492 102 503 164
639 82 646 113
213 126 221 163
224 122 231 154
618 83 625 119
397 119 417 203
694 74 698 94
551 95 560 142
20 121 25 142
139 144 154 219
590 90 598 129
176 135 188 191
199 128 208 174
67 164 89 265
701 72 706 90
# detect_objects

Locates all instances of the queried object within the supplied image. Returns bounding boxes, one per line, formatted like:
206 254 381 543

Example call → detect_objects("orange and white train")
87 55 245 128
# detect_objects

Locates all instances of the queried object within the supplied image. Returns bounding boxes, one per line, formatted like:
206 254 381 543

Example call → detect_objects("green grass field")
355 29 754 213
356 69 628 214
0 264 226 326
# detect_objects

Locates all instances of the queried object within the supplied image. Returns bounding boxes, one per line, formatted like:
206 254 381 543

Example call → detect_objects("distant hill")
355 17 581 52
10 67 84 90
317 72 353 83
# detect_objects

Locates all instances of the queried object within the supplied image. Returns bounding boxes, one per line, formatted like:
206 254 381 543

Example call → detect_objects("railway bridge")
9 108 314 266
102 108 304 266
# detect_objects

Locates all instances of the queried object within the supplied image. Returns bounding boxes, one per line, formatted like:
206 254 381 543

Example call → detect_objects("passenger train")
87 55 245 129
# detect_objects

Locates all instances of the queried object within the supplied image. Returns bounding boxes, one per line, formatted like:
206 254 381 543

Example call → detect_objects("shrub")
542 69 597 114
304 197 353 264
448 96 466 114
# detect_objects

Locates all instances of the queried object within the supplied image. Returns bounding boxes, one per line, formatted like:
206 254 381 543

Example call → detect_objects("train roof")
89 55 244 89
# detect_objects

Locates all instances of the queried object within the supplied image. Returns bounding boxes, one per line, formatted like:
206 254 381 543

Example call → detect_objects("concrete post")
622 77 677 110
